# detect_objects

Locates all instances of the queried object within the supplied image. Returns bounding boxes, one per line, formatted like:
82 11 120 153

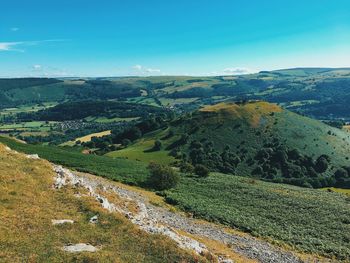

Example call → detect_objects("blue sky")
1 0 350 77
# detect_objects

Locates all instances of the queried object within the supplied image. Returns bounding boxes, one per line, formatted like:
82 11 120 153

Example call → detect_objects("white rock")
52 219 74 225
26 154 40 159
63 243 99 253
89 215 99 224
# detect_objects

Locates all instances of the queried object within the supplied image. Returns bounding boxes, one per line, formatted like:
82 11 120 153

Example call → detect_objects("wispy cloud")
132 64 161 75
10 27 19 32
0 42 23 52
223 67 253 75
0 39 67 52
29 64 72 77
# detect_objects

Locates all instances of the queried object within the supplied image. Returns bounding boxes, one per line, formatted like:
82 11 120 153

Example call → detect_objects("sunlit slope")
0 144 202 262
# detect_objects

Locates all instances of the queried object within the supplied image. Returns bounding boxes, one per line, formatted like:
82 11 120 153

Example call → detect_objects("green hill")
109 101 350 188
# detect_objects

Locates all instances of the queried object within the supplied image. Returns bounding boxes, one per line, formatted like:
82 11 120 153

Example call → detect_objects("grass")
106 128 177 165
322 187 350 196
165 173 350 260
2 135 350 261
0 102 57 116
0 143 204 263
85 116 139 123
0 136 148 186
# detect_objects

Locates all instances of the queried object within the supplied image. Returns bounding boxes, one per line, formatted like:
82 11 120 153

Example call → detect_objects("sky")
1 0 350 77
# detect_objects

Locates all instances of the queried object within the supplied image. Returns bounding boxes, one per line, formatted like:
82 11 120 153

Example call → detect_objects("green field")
85 116 140 123
165 173 350 260
106 128 177 165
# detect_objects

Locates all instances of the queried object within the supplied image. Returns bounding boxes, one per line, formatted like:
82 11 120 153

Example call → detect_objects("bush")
147 162 179 190
194 164 210 177
153 140 162 151
179 162 194 174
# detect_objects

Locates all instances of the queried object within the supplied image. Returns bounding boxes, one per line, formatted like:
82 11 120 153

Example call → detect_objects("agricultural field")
62 130 112 146
0 121 56 132
165 173 350 260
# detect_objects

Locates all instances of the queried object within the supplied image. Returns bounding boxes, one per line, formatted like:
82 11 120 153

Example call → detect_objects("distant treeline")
16 101 166 121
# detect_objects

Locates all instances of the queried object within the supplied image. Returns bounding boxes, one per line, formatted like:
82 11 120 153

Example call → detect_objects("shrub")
315 155 330 173
147 162 179 190
179 162 195 174
194 164 210 177
153 140 162 151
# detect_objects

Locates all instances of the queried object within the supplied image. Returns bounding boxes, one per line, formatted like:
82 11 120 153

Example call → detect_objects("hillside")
2 68 350 122
0 143 204 262
1 136 350 261
108 101 350 188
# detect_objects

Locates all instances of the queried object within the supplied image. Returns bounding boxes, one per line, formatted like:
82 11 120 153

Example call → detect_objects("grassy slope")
0 144 203 263
160 101 350 177
0 136 148 186
165 173 350 260
106 128 177 165
2 136 350 260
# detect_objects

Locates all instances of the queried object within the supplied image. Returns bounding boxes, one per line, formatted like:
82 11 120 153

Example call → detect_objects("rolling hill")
108 101 350 188
2 68 350 121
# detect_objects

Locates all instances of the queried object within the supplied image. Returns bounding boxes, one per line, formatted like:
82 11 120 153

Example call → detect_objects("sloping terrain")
108 101 350 188
1 137 349 261
0 144 203 262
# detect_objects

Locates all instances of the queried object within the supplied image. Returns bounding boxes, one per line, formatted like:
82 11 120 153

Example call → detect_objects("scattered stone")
26 154 40 159
89 215 98 224
53 164 304 263
63 243 99 253
52 219 74 225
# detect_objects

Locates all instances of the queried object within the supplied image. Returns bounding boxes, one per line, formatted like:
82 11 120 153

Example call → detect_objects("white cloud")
0 42 23 52
0 39 67 52
145 68 161 73
223 67 253 75
32 64 42 70
10 27 19 32
132 65 161 75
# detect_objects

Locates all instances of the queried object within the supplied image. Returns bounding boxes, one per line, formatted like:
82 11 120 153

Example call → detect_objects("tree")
179 162 194 174
315 155 330 173
122 138 131 147
153 140 162 151
194 164 210 177
147 162 180 190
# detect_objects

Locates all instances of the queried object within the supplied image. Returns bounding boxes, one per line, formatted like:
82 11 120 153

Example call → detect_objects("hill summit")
160 101 350 188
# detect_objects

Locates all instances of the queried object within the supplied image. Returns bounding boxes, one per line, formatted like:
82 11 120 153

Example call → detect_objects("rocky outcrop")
63 243 99 253
53 165 308 263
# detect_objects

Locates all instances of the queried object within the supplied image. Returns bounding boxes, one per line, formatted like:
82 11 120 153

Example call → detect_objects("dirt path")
53 165 326 263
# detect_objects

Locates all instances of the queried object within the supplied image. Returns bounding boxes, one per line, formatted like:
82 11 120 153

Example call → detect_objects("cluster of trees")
334 167 350 188
253 143 337 188
66 80 142 100
176 139 241 174
82 114 174 154
0 78 62 108
17 101 164 121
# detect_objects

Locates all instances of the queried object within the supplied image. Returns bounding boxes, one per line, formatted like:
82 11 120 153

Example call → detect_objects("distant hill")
2 67 350 120
110 101 350 188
